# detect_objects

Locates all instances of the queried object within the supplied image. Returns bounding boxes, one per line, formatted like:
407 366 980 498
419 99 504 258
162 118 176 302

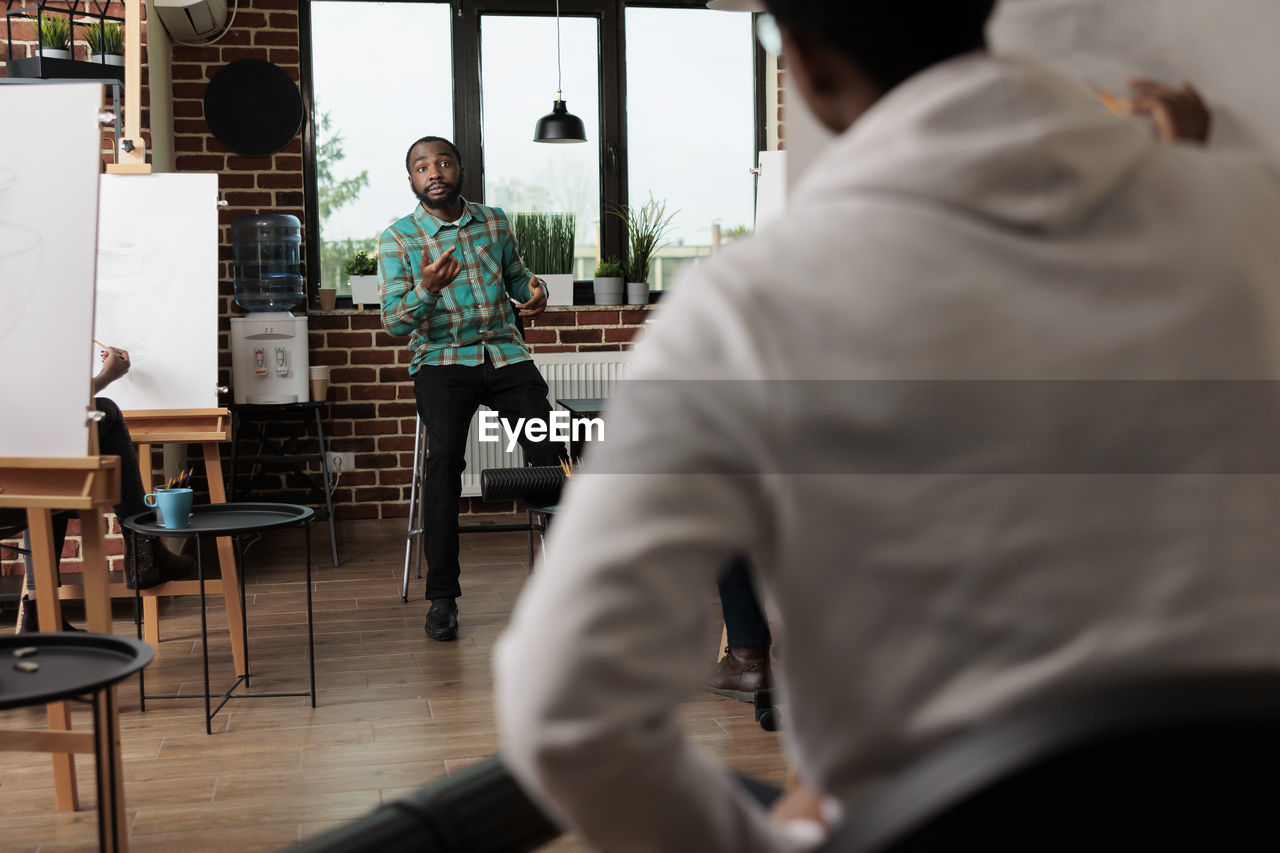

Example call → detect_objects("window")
625 7 756 288
303 1 763 300
481 14 601 264
309 1 453 297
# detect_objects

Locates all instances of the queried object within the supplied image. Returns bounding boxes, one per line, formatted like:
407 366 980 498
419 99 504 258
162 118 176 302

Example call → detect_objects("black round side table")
121 502 315 734
0 634 153 852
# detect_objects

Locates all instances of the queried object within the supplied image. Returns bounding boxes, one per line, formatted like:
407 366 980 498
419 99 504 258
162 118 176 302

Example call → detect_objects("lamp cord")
555 0 563 96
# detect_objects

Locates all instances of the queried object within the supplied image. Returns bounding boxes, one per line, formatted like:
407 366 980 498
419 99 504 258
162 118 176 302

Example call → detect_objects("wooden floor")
0 517 786 851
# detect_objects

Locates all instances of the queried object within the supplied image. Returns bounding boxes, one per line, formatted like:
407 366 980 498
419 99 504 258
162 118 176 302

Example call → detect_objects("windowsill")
544 303 659 312
309 302 662 315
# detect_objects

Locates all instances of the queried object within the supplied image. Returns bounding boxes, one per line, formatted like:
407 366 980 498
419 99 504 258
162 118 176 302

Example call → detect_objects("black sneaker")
424 598 459 641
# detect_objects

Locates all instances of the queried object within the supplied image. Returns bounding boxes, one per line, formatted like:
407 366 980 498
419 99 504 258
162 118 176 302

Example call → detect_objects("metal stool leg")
313 405 340 567
401 415 427 602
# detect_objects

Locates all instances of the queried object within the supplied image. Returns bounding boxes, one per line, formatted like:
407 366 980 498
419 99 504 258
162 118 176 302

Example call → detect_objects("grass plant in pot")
593 257 625 305
512 212 575 306
37 16 71 60
86 21 124 66
610 194 677 305
343 249 379 308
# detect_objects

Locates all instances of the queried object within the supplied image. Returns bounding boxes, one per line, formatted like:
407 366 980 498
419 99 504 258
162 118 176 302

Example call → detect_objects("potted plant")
610 194 678 305
86 21 124 66
343 249 379 308
37 15 71 60
512 212 576 306
592 256 624 305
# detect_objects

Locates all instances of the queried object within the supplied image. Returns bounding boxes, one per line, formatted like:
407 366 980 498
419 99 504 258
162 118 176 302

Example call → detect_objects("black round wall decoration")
204 59 304 157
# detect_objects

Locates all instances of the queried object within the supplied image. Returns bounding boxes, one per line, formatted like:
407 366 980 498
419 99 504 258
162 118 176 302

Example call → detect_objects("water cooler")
229 214 310 404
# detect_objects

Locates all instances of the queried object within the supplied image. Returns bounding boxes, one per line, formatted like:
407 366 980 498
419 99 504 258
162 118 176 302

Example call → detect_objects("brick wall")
305 305 648 522
777 55 786 149
166 0 303 396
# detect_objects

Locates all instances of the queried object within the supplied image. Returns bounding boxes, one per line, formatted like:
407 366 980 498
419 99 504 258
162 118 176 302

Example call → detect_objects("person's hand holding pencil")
93 340 131 392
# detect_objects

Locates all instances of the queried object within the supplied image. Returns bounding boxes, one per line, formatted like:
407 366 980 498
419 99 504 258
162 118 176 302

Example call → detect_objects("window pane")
625 8 755 289
311 2 453 296
481 14 600 275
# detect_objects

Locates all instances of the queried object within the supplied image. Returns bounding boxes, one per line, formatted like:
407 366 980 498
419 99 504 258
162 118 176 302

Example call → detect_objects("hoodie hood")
798 54 1155 232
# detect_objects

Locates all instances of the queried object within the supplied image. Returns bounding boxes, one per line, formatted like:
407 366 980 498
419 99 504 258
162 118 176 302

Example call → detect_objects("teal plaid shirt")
378 199 536 372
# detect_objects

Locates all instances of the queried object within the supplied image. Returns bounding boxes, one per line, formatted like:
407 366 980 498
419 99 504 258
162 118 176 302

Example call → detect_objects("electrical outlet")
325 451 355 472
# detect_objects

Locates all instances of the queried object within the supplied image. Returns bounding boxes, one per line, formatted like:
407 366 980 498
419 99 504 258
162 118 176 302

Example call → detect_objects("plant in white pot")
512 212 576 306
593 257 625 305
37 16 71 60
343 249 379 308
610 194 678 305
86 21 124 66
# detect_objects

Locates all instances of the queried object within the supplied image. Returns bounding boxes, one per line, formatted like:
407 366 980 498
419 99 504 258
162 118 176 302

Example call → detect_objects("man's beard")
416 181 461 211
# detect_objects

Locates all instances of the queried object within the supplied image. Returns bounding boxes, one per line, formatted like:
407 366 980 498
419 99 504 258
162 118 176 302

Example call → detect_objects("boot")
126 538 196 590
706 646 771 703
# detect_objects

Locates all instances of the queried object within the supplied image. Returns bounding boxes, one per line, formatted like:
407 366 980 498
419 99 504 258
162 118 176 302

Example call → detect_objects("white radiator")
460 351 630 497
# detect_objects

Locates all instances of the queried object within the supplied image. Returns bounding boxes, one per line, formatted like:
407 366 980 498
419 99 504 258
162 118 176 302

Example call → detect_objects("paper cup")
318 288 337 311
309 364 330 401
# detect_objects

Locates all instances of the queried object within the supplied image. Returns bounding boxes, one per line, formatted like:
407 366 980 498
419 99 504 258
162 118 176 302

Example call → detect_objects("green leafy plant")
609 194 678 283
86 21 123 55
512 212 575 275
38 15 70 50
593 256 623 278
342 249 377 276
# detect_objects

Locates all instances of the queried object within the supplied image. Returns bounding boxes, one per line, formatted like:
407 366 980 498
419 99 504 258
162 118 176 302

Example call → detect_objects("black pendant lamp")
534 0 587 143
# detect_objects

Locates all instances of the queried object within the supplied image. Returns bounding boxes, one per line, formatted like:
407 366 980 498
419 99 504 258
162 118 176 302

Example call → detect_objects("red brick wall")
167 0 304 395
309 306 647 521
777 55 786 149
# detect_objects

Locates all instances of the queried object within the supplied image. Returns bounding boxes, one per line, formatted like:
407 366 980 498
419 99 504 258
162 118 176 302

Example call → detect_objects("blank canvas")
0 84 103 458
93 173 219 411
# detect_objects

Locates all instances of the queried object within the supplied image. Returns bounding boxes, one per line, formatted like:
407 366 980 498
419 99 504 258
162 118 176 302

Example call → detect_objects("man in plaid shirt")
379 135 564 641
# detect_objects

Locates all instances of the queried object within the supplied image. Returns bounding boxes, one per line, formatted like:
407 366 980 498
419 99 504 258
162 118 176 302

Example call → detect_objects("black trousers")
717 558 771 649
414 357 565 601
22 397 145 593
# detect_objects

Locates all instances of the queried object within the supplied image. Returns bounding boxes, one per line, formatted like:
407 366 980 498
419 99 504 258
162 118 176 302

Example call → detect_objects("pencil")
93 338 109 349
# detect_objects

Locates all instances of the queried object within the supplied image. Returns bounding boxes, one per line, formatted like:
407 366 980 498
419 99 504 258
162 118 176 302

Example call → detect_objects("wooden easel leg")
80 509 113 632
136 442 154 494
203 440 247 676
27 508 79 812
143 596 160 647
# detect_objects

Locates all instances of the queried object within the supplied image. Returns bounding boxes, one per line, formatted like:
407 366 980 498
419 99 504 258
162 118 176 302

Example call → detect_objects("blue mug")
145 488 194 530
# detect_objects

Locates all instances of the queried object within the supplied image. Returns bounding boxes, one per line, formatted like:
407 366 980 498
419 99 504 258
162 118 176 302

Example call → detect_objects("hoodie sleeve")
493 258 801 853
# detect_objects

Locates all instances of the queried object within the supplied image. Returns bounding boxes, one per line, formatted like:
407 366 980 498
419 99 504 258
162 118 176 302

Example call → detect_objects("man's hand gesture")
420 245 462 295
514 276 549 318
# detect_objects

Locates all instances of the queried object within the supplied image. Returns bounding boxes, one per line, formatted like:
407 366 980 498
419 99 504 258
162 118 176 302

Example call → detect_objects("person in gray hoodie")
495 2 1280 850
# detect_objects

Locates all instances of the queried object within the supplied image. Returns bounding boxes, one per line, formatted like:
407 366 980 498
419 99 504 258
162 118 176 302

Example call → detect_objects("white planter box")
349 275 379 308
